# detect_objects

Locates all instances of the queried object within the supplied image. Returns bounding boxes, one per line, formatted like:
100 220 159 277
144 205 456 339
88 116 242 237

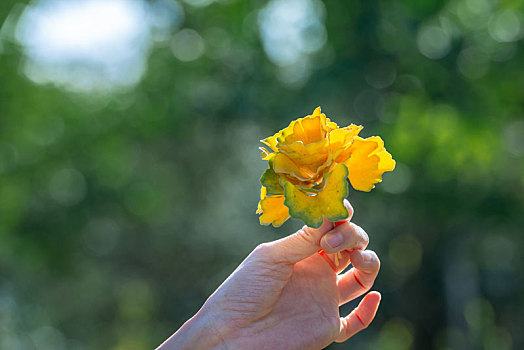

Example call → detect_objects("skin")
158 200 381 350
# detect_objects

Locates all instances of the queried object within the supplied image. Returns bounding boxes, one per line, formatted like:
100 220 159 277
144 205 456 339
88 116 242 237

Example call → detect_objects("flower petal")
278 138 329 155
283 163 349 228
260 134 279 152
328 124 363 163
259 147 272 160
296 115 325 144
314 106 339 132
276 107 338 146
271 152 332 182
277 117 319 145
257 187 290 227
344 136 396 191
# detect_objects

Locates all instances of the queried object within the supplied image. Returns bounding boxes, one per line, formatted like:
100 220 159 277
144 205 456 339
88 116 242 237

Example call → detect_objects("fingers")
334 250 352 273
256 199 355 265
319 222 369 255
264 201 353 264
318 249 352 273
260 217 335 264
335 291 381 343
337 250 380 305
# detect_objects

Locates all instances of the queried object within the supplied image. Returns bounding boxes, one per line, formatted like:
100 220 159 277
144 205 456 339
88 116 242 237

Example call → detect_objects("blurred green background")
0 0 523 348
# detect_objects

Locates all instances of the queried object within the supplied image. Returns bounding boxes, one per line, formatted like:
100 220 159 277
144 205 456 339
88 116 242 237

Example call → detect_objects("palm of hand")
207 251 342 349
266 254 341 348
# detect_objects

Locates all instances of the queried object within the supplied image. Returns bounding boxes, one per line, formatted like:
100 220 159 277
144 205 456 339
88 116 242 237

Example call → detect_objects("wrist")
157 309 226 350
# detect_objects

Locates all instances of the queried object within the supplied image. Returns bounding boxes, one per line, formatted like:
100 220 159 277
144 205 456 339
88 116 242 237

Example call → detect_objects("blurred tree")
0 0 522 349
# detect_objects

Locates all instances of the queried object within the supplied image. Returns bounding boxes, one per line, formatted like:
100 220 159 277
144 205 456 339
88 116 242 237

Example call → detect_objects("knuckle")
349 223 369 246
372 251 381 268
354 311 369 329
326 315 341 341
296 226 317 245
365 250 381 270
362 232 370 246
253 242 272 257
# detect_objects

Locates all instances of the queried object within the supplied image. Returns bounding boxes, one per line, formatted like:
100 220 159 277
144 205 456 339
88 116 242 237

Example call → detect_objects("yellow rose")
257 107 395 228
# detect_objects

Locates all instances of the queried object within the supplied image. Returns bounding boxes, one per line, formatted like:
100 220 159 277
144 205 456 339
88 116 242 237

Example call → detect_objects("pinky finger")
335 291 381 343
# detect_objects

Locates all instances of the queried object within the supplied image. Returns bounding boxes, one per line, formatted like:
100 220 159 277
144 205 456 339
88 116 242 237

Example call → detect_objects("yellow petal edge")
344 136 396 191
257 187 290 227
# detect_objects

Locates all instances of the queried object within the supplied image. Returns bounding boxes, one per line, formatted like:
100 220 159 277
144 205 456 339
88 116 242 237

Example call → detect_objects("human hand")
158 200 381 350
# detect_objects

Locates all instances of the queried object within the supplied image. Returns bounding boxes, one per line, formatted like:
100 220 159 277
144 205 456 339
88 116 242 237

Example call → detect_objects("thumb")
262 200 354 264
264 219 334 264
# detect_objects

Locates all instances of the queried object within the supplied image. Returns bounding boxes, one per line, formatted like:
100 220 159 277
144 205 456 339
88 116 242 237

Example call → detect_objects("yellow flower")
258 107 395 228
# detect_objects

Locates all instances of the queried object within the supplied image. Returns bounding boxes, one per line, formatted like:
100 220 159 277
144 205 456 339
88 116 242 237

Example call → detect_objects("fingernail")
343 199 353 217
325 232 343 249
362 251 375 263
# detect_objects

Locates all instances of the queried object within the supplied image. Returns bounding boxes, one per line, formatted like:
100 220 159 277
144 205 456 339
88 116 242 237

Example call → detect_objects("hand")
158 200 381 350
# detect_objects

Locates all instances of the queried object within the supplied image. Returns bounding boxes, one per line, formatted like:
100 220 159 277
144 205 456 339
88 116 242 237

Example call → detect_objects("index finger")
319 222 369 255
337 249 380 305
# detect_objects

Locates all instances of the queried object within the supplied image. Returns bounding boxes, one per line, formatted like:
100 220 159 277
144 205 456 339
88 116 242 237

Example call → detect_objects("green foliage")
0 0 523 349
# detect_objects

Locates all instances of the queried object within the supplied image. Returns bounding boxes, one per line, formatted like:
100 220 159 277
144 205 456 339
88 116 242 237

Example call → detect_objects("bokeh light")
14 0 184 91
417 25 452 60
16 0 151 90
258 0 326 87
170 28 205 62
